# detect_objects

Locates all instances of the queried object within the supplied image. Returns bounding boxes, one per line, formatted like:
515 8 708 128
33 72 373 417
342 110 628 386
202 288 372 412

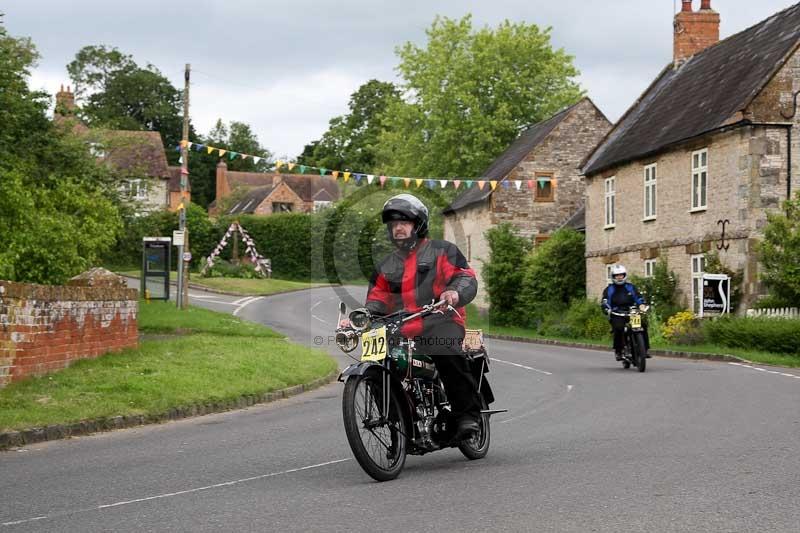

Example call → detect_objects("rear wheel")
458 398 491 460
632 332 647 373
342 372 407 481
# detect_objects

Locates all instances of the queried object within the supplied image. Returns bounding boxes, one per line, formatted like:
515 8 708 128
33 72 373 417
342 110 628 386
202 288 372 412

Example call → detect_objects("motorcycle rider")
600 264 649 360
344 193 483 441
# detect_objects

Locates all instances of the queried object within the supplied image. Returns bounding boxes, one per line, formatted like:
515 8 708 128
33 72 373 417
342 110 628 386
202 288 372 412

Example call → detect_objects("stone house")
54 86 189 212
582 0 800 313
210 161 340 216
443 97 612 307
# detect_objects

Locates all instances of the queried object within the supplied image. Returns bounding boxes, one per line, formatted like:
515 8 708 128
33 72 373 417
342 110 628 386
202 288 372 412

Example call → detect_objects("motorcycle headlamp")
335 331 359 353
348 309 372 331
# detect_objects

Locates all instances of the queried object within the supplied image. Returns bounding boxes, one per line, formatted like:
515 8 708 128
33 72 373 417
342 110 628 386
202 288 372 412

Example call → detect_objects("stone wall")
443 203 493 308
0 269 138 388
254 181 309 214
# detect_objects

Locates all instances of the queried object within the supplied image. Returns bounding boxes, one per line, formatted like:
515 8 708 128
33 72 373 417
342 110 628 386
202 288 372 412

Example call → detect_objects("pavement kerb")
120 274 332 298
484 333 750 364
0 370 340 452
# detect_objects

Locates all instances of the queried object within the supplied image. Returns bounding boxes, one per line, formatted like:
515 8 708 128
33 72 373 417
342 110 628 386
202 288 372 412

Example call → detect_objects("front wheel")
632 332 647 373
458 398 491 460
342 372 407 481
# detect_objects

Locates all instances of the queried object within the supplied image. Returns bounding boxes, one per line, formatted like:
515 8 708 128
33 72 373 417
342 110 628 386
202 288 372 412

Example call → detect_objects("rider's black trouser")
415 321 482 423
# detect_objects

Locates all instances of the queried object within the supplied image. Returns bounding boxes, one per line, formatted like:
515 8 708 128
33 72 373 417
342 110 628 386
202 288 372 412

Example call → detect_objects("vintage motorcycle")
335 300 503 481
610 305 650 372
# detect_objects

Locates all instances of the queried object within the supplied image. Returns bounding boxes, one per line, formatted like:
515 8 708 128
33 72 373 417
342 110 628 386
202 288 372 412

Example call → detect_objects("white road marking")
491 357 552 375
310 299 323 312
233 297 263 317
232 296 256 306
728 362 800 380
1 459 350 527
567 385 573 392
312 314 329 325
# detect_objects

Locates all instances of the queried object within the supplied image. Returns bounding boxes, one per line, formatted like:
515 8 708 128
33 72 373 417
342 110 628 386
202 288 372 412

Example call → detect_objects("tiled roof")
443 100 584 214
167 166 191 192
583 3 800 176
227 186 275 215
226 172 340 203
559 205 585 232
96 130 172 179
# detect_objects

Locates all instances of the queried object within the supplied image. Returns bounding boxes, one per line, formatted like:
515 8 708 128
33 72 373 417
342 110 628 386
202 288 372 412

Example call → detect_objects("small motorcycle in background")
334 301 505 481
610 305 649 373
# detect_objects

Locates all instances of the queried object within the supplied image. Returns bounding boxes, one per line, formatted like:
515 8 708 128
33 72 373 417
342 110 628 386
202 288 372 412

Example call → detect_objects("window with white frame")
313 200 332 212
644 163 657 219
123 179 148 200
691 254 706 314
606 264 614 284
604 176 616 227
691 149 708 210
644 259 657 278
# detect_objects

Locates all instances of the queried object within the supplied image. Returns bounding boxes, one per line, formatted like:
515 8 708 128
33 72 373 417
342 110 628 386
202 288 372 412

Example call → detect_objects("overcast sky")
4 0 798 159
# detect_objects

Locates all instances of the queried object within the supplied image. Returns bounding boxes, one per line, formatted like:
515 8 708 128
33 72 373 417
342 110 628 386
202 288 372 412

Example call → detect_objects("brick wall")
0 269 138 388
254 181 308 214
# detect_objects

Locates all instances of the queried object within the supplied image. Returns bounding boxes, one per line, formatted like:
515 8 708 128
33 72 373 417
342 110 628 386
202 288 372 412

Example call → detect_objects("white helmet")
610 264 627 285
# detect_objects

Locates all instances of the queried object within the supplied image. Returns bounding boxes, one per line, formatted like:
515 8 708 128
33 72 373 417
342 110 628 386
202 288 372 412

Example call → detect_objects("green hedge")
705 316 800 354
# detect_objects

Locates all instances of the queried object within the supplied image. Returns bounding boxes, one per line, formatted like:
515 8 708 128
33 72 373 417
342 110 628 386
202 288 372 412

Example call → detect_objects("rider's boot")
615 351 623 361
453 416 479 441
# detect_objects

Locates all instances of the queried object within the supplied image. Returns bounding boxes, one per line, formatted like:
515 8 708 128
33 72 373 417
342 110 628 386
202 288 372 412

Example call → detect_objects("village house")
582 0 800 313
210 161 340 216
443 97 612 307
54 85 189 212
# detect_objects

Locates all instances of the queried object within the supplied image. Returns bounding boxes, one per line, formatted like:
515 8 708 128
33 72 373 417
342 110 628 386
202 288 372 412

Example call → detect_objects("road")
1 284 799 532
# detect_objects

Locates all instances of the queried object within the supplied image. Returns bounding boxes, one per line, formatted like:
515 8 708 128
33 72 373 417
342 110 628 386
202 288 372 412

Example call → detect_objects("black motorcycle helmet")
382 194 429 249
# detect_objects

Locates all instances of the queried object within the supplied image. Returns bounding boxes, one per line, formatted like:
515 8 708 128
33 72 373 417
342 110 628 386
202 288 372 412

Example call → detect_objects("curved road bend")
1 284 798 532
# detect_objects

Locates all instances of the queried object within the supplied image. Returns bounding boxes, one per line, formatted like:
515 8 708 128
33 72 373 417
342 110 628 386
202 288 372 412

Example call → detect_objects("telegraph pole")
177 63 191 309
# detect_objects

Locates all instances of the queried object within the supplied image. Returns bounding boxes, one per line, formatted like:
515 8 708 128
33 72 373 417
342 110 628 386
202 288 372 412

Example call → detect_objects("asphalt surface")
1 284 799 532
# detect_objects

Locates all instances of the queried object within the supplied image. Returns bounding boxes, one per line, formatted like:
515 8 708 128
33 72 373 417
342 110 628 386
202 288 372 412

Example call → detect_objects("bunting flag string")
177 140 557 191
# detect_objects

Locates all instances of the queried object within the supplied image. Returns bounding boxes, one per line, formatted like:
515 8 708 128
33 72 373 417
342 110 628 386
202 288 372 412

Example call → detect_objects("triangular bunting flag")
501 180 510 189
527 180 534 189
355 174 362 183
175 145 181 152
453 180 461 189
219 149 227 157
253 156 261 164
403 178 411 188
477 181 485 190
416 179 424 188
538 177 549 188
439 179 448 188
275 160 283 170
426 179 436 189
187 141 194 149
288 163 296 171
240 154 249 161
180 140 188 148
178 156 183 164
299 165 307 174
343 173 350 183
551 178 557 188
332 171 340 178
380 175 387 187
366 174 374 185
465 180 474 188
490 181 498 190
319 168 327 175
390 176 400 184
228 151 238 160
514 180 522 190
194 143 204 151
206 146 214 154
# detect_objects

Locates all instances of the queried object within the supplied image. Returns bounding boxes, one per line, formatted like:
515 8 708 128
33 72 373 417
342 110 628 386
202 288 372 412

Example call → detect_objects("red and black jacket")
366 239 477 338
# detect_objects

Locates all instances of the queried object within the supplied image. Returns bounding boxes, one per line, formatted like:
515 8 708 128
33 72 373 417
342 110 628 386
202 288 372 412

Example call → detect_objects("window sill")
642 216 656 222
604 224 616 230
689 207 707 214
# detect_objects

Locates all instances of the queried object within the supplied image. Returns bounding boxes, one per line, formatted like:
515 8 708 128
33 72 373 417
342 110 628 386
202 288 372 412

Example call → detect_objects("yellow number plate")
630 314 642 328
361 326 388 362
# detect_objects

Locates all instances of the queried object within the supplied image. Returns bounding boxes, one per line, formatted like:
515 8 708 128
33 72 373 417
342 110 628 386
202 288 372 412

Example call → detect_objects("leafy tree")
759 192 800 305
299 80 400 173
629 255 680 321
517 229 586 326
377 15 583 177
482 224 531 325
0 25 122 284
67 45 189 165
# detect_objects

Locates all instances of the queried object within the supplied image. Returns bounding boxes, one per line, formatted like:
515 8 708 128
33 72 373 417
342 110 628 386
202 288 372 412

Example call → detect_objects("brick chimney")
674 0 720 64
216 161 230 205
54 84 76 119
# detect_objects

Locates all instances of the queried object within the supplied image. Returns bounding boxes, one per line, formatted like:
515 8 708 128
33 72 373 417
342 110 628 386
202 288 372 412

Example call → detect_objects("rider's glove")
639 304 647 312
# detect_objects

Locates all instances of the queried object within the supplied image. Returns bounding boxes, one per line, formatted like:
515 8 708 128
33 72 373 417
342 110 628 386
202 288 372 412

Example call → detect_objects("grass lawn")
117 269 324 296
466 305 800 369
0 301 337 432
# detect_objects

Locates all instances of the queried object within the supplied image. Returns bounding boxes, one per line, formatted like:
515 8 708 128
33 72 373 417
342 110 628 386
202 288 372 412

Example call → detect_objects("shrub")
758 191 800 306
517 228 585 326
202 259 258 279
662 310 705 345
705 316 800 354
482 224 531 325
628 254 680 321
563 299 610 340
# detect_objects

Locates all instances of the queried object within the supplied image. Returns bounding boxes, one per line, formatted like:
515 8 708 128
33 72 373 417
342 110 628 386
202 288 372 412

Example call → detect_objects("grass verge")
466 305 800 368
0 301 337 432
117 270 323 296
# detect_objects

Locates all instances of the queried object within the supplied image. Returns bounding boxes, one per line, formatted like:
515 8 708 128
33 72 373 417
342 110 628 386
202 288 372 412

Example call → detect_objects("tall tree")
377 15 584 177
0 25 121 284
759 192 800 305
298 80 400 173
67 45 187 164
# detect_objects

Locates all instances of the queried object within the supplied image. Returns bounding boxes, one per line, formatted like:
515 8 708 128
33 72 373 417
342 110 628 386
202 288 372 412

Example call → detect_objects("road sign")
183 251 192 262
172 230 185 246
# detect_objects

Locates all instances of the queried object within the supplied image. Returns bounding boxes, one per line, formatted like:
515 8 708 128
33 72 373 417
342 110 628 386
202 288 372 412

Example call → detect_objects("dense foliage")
482 224 531 325
758 192 800 306
628 255 680 321
705 316 800 354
